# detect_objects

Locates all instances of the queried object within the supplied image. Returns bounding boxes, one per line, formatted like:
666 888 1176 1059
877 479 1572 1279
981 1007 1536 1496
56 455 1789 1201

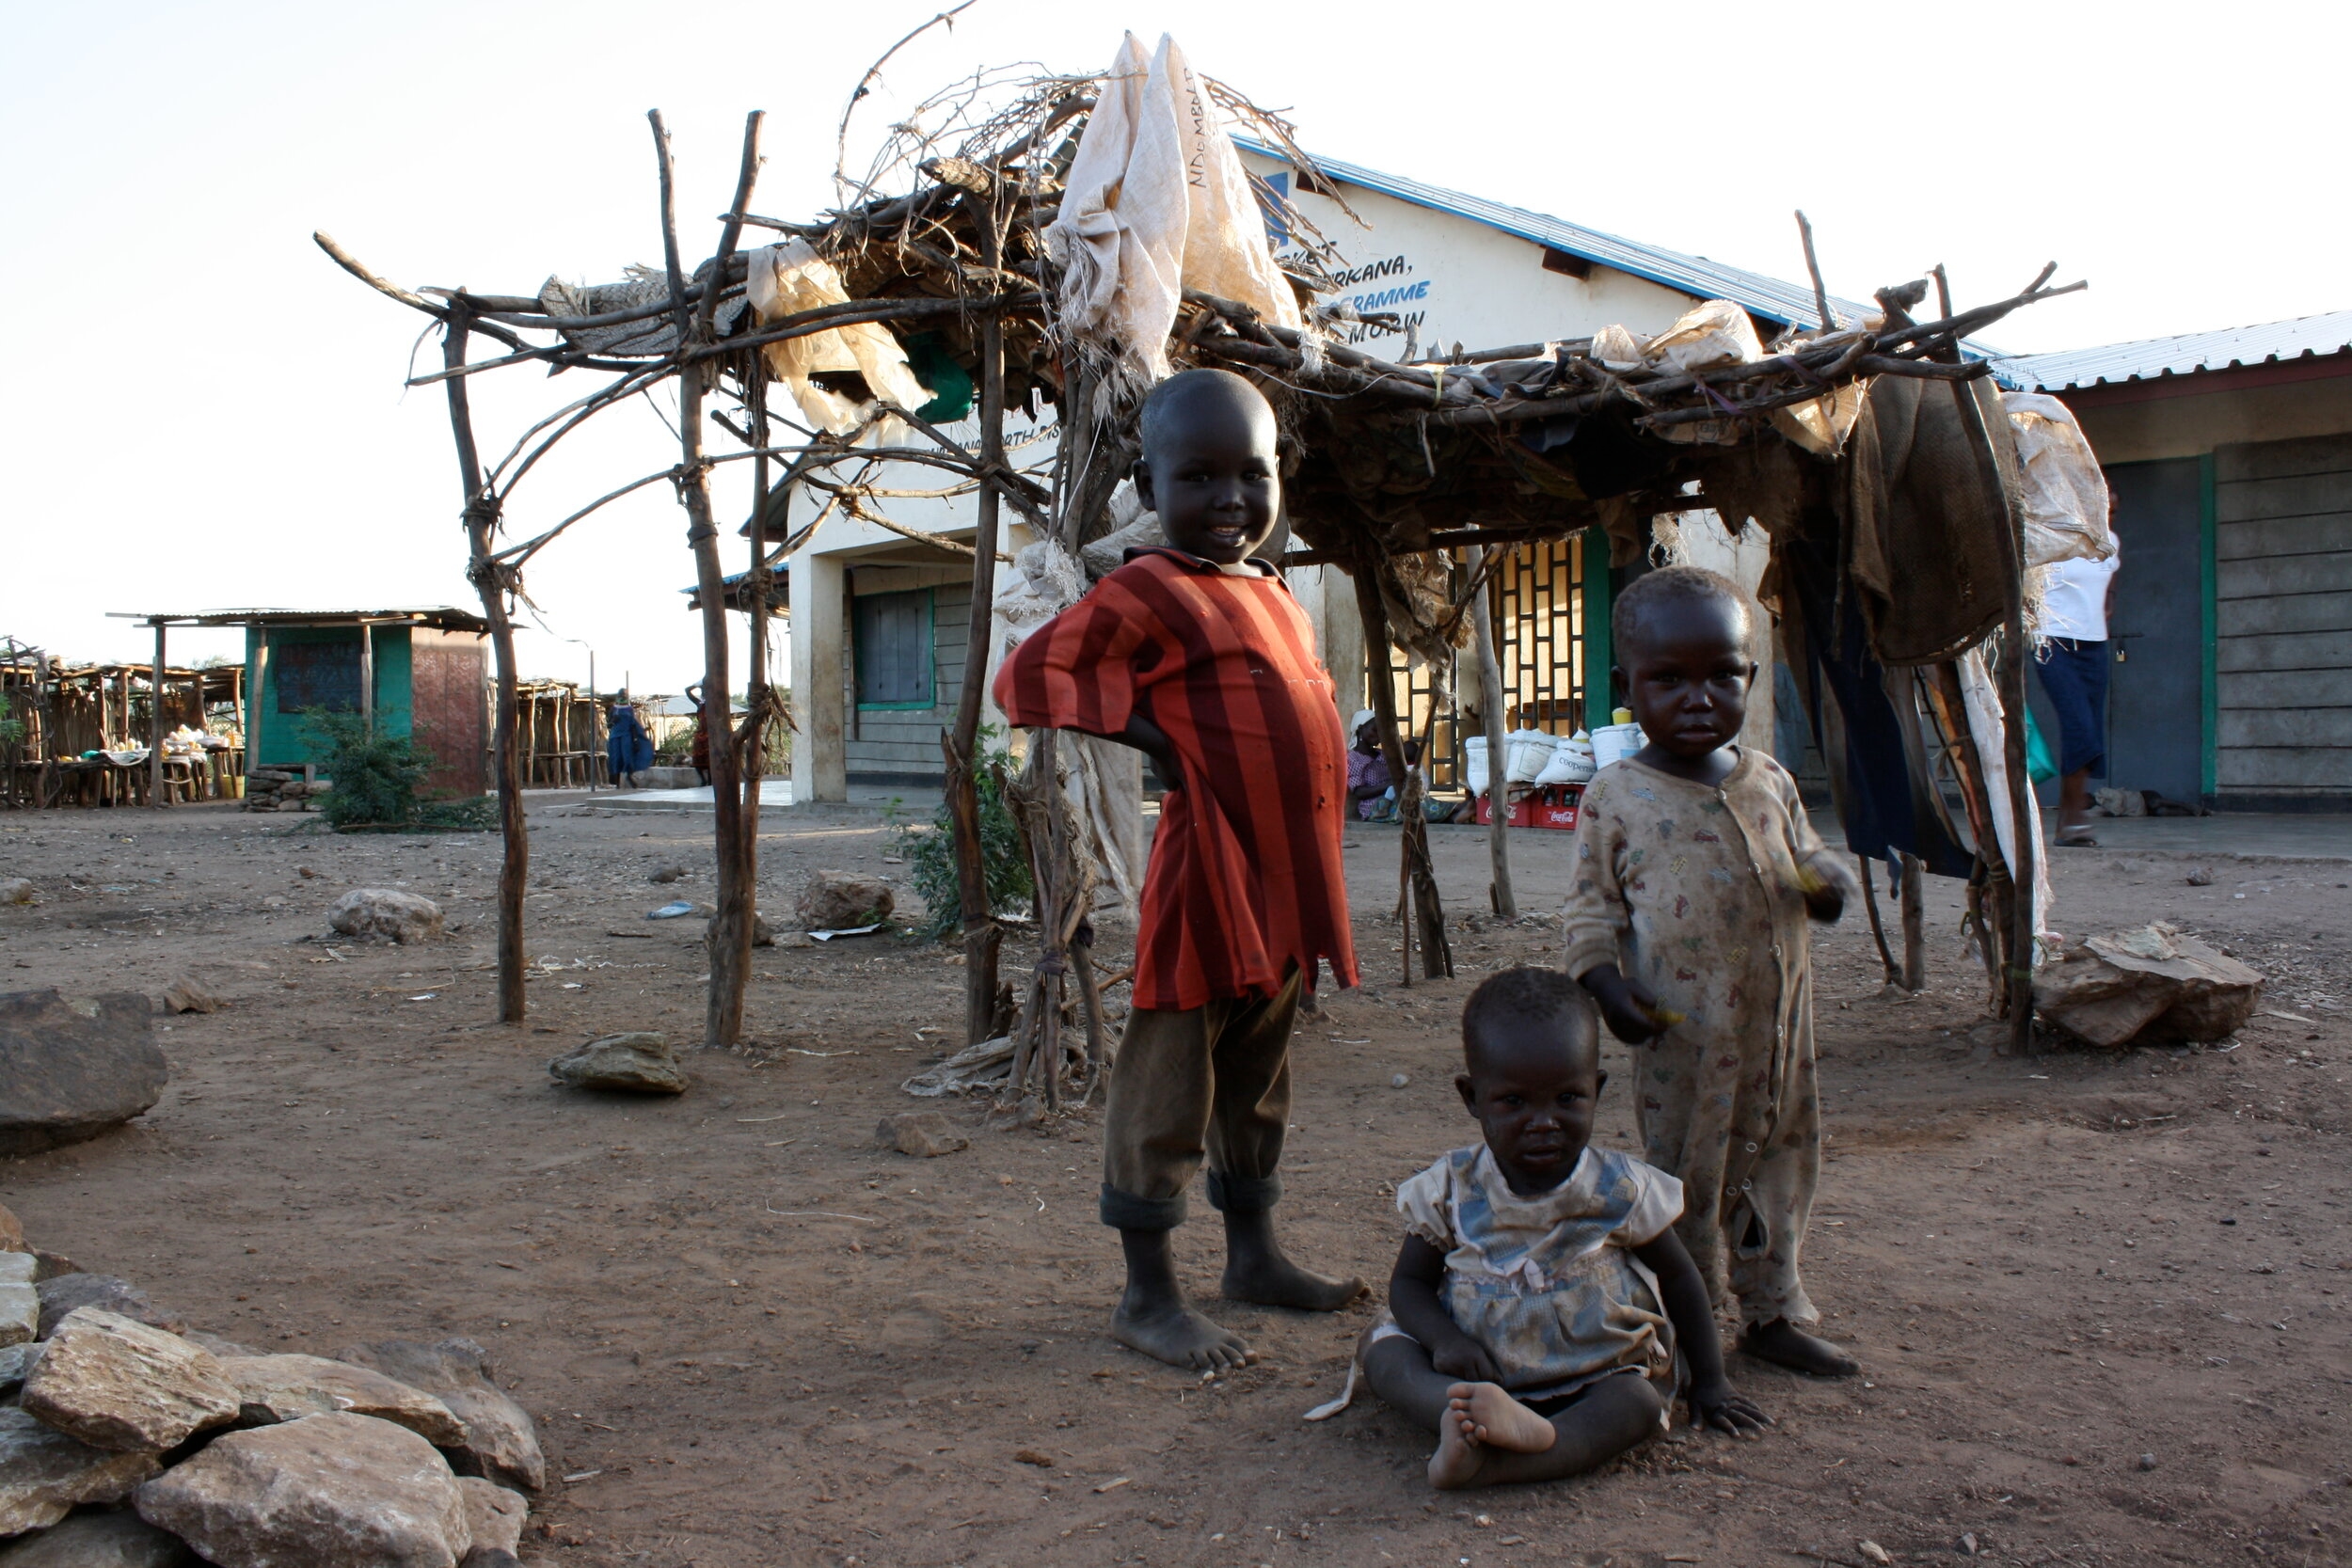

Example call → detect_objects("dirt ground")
1 795 2348 1568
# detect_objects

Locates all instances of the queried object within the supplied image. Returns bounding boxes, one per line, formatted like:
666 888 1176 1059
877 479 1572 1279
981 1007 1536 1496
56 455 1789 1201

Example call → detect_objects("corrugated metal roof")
1994 309 2352 392
1241 139 1874 331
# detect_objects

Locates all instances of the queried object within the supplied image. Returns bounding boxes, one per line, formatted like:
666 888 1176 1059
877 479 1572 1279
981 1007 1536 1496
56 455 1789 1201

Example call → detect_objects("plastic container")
1589 708 1646 770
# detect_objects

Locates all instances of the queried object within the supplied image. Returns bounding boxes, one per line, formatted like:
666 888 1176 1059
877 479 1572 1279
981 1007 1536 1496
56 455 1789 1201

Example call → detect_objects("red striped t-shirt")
992 546 1359 1011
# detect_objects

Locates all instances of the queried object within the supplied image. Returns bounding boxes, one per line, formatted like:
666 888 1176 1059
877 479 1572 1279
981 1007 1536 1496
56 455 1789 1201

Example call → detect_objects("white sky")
5 1 2341 691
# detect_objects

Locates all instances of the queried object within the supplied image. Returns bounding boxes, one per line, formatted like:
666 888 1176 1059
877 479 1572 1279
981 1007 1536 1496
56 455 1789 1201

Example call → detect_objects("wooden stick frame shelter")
319 55 2075 1069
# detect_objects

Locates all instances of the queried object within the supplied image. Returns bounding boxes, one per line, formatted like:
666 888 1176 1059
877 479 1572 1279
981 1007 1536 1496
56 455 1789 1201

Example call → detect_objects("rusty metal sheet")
409 630 488 798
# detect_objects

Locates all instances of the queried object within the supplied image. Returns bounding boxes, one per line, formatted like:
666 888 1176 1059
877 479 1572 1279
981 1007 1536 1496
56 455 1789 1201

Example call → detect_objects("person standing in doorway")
2035 516 2122 847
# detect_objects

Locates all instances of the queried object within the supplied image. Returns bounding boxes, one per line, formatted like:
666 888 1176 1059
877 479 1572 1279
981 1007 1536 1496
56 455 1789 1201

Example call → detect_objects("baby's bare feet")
1447 1381 1557 1453
1740 1318 1859 1377
1110 1295 1256 1371
1426 1404 1486 1489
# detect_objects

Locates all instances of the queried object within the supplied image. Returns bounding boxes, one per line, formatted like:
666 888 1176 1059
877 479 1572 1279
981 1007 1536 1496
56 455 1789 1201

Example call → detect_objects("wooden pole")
1858 852 1899 987
149 622 167 808
1472 555 1516 921
1899 850 1926 992
246 630 268 785
946 188 1008 1046
651 107 754 1050
359 623 374 736
443 300 529 1024
1351 559 1453 980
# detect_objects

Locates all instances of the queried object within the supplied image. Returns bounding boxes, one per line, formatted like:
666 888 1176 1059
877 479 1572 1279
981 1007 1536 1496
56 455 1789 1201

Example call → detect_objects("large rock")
2034 923 2265 1048
0 1201 24 1253
791 869 894 932
547 1034 684 1096
878 1111 967 1158
0 993 167 1158
0 1410 162 1535
325 891 444 946
453 1479 526 1568
0 1252 37 1349
36 1278 184 1341
332 1340 542 1494
134 1413 471 1568
217 1355 464 1447
0 1342 41 1394
0 1509 196 1566
21 1309 241 1453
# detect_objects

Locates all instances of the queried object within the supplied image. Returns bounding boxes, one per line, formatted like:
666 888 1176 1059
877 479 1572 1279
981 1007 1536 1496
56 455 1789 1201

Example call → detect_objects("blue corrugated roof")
1241 139 1874 331
1994 309 2352 392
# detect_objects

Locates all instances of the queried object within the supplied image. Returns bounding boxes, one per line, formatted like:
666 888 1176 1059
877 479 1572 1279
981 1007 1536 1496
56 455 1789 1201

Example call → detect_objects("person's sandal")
2056 831 2099 848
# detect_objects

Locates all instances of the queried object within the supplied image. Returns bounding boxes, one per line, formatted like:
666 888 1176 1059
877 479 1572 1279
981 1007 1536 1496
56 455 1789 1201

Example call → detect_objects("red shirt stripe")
993 547 1359 1010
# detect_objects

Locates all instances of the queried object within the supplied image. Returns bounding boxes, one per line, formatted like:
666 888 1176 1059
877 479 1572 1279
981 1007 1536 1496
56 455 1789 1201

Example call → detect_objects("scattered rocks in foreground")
2034 922 2265 1047
135 1414 471 1568
0 881 34 908
156 981 219 1017
548 1033 685 1096
0 1507 194 1566
333 1339 547 1495
0 992 167 1158
326 889 445 945
20 1310 241 1453
792 868 894 931
0 1410 163 1535
0 1214 535 1564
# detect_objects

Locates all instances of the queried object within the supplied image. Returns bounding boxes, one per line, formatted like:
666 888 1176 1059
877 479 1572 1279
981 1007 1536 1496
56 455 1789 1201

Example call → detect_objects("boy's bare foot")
1447 1381 1557 1453
1222 1252 1366 1311
1221 1210 1366 1310
1110 1293 1256 1370
1740 1317 1859 1377
1426 1404 1486 1489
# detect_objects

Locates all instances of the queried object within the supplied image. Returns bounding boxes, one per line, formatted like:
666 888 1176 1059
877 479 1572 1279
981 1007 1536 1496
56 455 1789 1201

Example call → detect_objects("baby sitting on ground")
1321 967 1770 1488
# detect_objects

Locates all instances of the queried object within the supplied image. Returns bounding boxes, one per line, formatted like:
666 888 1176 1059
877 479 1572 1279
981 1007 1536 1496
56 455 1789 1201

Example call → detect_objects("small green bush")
891 734 1032 941
298 709 497 832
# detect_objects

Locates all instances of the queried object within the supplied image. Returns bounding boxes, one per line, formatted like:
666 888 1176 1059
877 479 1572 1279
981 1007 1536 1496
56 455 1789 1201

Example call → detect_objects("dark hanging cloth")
1839 374 2016 666
1778 520 1975 878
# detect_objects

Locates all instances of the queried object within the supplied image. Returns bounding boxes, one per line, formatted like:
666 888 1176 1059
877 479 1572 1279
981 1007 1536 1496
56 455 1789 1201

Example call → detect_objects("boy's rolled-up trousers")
1098 966 1302 1230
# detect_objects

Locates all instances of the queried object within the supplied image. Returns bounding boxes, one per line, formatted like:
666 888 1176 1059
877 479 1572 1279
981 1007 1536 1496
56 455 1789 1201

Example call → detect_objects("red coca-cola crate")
1474 787 1581 829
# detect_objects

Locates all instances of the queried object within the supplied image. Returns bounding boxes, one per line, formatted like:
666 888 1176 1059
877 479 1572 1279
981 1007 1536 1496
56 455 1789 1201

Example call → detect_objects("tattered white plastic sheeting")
1046 32 1302 389
1608 300 1863 456
743 240 930 438
2003 392 2114 570
1954 647 2057 954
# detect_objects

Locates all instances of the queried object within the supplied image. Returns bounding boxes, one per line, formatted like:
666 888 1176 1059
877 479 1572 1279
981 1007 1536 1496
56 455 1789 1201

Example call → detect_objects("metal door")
409 631 488 798
2103 458 2205 801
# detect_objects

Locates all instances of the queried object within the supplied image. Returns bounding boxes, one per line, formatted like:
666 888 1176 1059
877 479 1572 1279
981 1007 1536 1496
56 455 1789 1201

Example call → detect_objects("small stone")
217 1354 465 1447
1391 1073 1409 1089
2139 1451 2156 1470
21 1307 241 1452
792 869 894 932
648 866 688 884
454 1477 527 1568
0 990 168 1158
32 1252 79 1283
548 1034 685 1096
751 912 775 948
878 1111 967 1159
134 1413 470 1568
159 979 220 1016
0 1200 24 1253
334 1338 545 1494
37 1276 186 1340
0 1508 197 1566
0 1408 163 1535
0 880 34 907
325 889 445 945
2185 867 2214 886
1960 1533 1979 1557
1858 1542 1892 1566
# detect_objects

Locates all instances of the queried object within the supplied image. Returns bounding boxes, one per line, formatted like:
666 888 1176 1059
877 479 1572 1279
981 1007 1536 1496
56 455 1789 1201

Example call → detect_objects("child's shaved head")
1462 967 1600 1080
1612 564 1752 658
1138 368 1275 465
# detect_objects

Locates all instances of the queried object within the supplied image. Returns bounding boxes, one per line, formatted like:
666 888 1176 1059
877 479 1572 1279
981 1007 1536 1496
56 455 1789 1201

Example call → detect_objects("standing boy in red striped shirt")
993 369 1365 1370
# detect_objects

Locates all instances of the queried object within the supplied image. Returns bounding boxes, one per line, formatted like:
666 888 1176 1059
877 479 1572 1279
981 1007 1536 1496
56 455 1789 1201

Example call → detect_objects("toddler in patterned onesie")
1343 968 1769 1489
1566 564 1861 1378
